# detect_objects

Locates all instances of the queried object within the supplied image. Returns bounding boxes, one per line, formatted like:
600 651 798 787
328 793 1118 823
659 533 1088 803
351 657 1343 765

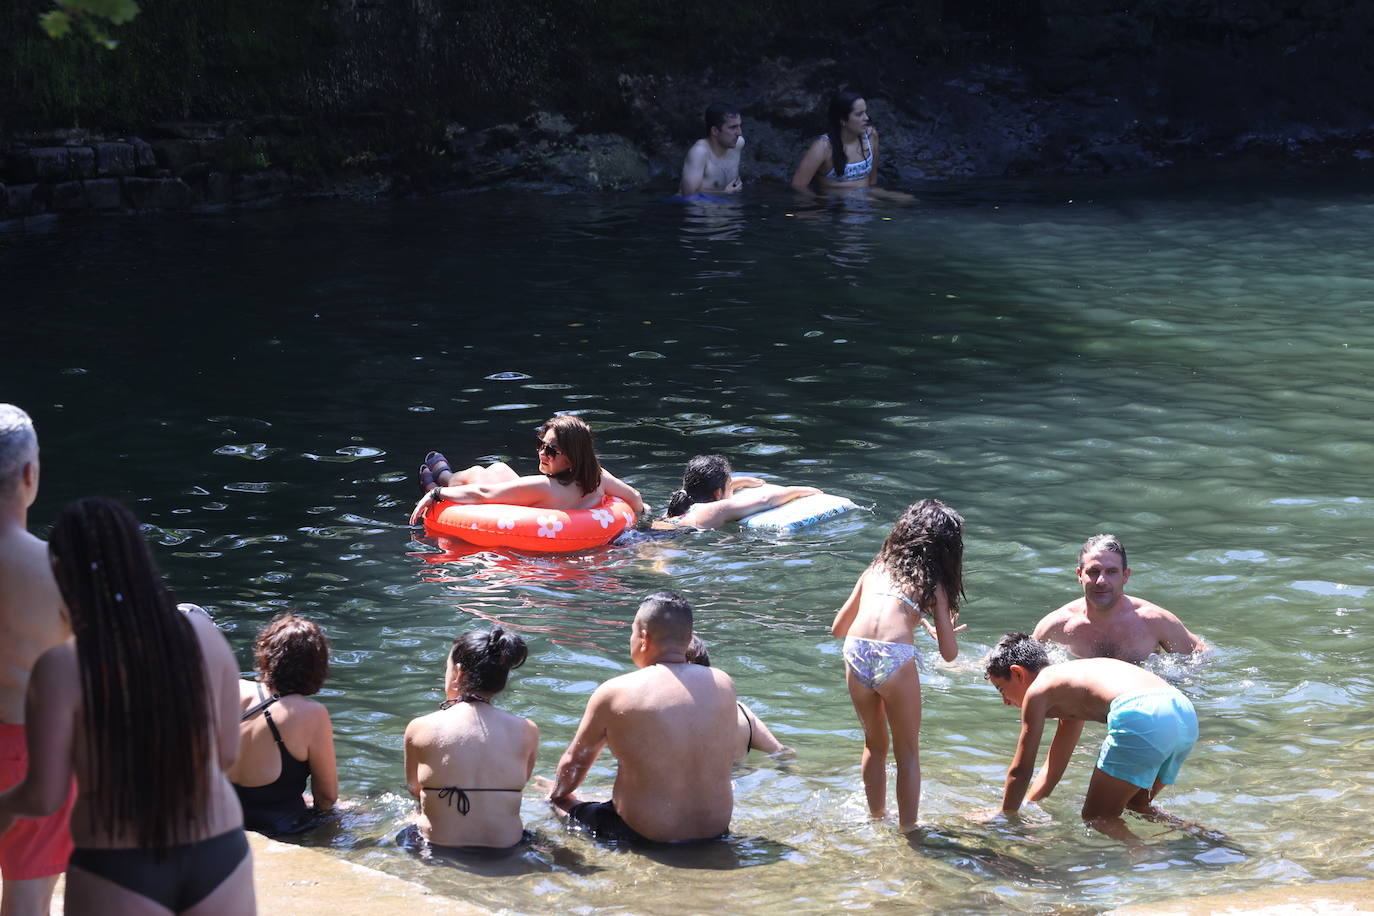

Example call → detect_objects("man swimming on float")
408 415 645 526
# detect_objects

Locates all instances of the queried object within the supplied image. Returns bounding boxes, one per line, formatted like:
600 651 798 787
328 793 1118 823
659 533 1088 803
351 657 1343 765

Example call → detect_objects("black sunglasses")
536 439 562 458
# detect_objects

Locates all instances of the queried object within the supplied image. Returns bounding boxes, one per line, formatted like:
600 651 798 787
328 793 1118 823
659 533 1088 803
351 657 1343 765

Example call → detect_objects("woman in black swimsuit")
228 614 338 836
0 498 254 914
402 627 539 849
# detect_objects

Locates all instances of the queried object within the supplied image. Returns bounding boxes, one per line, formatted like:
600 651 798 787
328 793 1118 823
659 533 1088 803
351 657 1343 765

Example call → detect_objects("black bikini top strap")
240 690 282 722
738 701 754 754
423 785 524 816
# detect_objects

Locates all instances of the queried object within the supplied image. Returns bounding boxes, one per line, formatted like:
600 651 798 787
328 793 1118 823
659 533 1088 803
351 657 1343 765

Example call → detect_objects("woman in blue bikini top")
791 91 882 192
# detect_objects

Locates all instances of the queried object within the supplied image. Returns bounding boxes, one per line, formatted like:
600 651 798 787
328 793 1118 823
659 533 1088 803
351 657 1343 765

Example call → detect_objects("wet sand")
20 838 1371 914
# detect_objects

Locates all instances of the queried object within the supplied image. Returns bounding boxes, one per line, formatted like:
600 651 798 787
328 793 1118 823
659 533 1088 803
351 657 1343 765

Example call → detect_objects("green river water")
2 170 1371 913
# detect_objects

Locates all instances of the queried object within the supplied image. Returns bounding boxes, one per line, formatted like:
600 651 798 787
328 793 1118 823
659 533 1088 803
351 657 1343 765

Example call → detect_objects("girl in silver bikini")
830 498 965 832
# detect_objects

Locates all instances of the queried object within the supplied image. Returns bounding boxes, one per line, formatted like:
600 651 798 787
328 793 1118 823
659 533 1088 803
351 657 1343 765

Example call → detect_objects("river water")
3 169 1372 913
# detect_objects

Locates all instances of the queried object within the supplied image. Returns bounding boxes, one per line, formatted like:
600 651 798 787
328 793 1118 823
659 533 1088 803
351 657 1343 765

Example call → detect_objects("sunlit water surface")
3 170 1372 914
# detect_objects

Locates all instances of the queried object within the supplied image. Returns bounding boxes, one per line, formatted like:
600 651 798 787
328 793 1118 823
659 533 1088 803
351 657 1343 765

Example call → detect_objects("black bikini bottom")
69 827 249 912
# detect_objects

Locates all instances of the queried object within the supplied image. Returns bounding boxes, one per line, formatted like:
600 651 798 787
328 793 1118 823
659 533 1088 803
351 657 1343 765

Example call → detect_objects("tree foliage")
41 0 140 49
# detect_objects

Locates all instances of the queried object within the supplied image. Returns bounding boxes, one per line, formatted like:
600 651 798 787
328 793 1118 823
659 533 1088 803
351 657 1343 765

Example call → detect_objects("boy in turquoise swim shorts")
981 633 1199 840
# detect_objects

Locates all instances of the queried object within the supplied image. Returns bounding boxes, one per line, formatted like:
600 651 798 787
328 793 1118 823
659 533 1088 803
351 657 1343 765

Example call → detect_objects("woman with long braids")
402 627 539 850
0 498 253 913
829 498 966 832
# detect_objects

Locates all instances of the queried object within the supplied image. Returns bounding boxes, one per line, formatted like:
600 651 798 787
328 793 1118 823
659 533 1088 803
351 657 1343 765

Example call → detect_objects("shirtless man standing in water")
0 405 75 916
679 103 745 196
1033 534 1207 664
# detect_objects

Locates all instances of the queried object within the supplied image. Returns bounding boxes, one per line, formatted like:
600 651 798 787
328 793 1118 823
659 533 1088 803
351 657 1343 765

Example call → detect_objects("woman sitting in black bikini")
402 627 539 850
228 614 338 837
0 498 254 914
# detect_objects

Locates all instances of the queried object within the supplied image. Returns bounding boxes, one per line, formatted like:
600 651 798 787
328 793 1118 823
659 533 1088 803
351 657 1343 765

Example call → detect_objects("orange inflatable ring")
422 494 637 553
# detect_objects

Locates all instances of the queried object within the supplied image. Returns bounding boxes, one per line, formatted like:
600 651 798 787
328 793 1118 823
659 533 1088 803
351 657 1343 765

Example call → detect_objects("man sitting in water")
981 633 1199 843
679 103 745 196
549 591 738 843
1032 534 1207 664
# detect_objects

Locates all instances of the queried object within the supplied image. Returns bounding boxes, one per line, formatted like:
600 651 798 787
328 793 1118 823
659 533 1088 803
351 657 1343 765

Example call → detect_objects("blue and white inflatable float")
739 493 858 534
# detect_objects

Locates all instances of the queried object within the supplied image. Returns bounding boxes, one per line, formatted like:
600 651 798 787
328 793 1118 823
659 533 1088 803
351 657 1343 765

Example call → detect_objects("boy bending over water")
981 633 1199 842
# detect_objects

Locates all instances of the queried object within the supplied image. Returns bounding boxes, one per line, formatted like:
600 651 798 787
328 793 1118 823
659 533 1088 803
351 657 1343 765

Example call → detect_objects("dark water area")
3 171 1373 913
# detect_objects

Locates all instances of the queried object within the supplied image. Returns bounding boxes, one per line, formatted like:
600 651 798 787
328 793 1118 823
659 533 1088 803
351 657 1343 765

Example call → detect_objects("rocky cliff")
3 0 1372 218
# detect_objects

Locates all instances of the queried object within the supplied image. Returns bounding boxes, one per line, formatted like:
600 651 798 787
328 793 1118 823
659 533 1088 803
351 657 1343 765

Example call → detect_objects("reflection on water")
5 171 1374 913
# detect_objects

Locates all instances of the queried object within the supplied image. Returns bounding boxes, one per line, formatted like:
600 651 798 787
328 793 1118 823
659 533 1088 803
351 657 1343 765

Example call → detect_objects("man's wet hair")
0 404 37 494
704 102 738 134
1079 533 1127 569
637 590 693 645
984 632 1051 680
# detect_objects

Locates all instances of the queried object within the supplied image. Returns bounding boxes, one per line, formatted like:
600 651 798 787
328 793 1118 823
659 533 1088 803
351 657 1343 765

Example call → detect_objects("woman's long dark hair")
666 454 731 517
827 91 864 180
49 498 212 852
873 498 965 616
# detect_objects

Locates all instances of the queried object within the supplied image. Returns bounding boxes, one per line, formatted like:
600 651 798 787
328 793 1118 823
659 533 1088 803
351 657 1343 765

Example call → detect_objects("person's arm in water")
1152 610 1208 656
1002 694 1051 814
830 573 865 638
741 703 793 757
307 703 339 811
688 484 821 529
1027 718 1084 803
409 475 556 524
600 469 646 515
919 584 964 663
403 718 425 801
725 475 766 493
679 142 709 196
549 684 613 811
0 644 77 836
790 137 830 192
866 128 881 188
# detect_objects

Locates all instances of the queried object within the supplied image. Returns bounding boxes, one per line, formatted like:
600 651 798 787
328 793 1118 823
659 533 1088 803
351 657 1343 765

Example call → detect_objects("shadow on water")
558 828 797 871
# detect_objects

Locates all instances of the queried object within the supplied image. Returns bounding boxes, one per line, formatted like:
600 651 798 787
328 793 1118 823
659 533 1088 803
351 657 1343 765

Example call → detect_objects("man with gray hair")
550 591 738 843
0 405 75 914
1032 534 1207 664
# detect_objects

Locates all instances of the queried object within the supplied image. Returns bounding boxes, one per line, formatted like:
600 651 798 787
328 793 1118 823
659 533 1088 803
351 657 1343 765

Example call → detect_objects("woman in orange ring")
409 415 645 526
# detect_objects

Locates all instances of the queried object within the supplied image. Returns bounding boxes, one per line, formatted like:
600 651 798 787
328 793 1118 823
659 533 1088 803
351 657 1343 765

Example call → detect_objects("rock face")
2 0 1372 216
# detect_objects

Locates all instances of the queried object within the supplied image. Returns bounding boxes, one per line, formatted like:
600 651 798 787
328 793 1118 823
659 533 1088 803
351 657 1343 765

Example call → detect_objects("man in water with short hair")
0 405 76 915
1032 534 1206 664
981 633 1199 843
679 103 745 196
550 591 738 843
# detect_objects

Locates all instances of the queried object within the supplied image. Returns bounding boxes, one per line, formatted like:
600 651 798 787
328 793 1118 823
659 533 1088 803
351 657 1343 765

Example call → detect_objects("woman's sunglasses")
536 440 562 459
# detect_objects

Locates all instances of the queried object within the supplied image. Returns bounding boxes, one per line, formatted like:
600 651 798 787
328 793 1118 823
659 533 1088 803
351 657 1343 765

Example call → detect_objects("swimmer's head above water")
666 454 732 517
255 614 330 696
448 627 528 698
537 414 602 495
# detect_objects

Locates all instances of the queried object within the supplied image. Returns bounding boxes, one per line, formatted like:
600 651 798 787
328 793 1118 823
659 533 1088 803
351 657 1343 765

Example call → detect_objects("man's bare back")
552 592 738 843
601 662 737 839
0 527 65 724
